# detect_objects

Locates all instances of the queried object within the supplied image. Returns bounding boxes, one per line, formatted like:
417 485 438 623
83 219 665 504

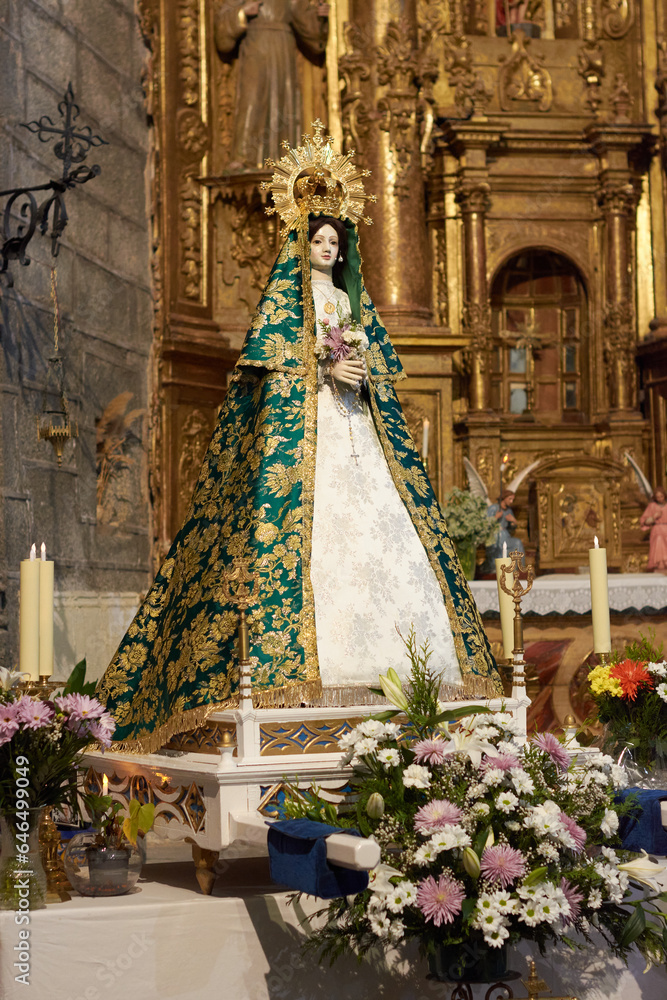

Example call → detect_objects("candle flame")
102 774 108 796
40 542 46 561
594 535 599 548
29 543 37 561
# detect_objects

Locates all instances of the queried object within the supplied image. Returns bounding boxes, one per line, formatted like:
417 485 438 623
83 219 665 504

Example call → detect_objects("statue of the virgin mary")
98 124 501 752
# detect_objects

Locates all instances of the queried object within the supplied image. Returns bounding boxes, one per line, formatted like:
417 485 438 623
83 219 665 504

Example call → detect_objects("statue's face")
310 224 339 274
656 488 666 503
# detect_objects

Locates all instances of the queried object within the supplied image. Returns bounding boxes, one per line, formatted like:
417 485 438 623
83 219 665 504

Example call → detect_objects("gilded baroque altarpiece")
138 0 667 573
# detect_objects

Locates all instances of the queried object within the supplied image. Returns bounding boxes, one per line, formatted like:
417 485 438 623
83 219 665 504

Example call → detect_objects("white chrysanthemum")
588 889 602 909
472 802 491 816
609 764 629 789
429 825 471 852
388 920 405 944
471 725 500 738
354 737 378 756
648 660 667 678
497 739 522 756
519 901 546 927
482 768 504 787
369 912 392 938
382 722 402 740
538 842 560 862
358 719 386 738
657 682 667 703
385 880 416 913
505 820 521 831
414 844 436 866
496 790 519 813
338 729 359 750
484 922 510 948
377 748 400 770
402 763 431 789
601 808 619 838
601 846 620 864
467 783 488 799
510 768 535 796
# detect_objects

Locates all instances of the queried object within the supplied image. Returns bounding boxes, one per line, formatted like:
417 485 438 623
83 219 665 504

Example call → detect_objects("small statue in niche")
496 0 543 37
214 1 330 171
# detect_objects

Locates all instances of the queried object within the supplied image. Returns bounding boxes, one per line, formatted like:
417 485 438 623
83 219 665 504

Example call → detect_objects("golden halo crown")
262 120 375 231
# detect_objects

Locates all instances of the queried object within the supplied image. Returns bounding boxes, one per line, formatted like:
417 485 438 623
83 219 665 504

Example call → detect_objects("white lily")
368 862 403 895
440 729 496 768
0 667 23 691
617 850 666 892
378 668 409 712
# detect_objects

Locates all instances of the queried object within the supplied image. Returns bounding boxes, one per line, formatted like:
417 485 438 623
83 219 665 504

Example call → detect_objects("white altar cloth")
470 573 667 617
1 857 666 1000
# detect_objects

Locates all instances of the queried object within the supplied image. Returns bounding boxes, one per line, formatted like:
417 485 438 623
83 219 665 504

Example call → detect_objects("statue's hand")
244 1 262 17
331 359 364 388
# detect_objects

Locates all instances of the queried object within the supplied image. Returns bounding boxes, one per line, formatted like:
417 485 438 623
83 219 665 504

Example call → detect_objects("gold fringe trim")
103 701 227 756
251 678 323 709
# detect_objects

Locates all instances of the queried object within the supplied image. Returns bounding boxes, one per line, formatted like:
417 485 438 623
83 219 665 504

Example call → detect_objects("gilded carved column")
598 182 638 413
456 180 492 413
342 0 433 325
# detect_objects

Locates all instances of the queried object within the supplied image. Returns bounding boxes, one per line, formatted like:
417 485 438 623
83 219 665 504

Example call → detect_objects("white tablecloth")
1 857 666 1000
470 573 667 616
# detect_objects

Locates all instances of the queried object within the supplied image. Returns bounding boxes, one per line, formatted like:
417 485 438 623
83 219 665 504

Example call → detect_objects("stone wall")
0 0 152 676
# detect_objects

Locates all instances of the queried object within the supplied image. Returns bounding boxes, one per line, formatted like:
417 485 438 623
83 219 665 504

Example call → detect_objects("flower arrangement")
288 641 667 975
440 487 499 548
83 792 155 848
0 684 116 816
587 632 667 771
314 303 368 365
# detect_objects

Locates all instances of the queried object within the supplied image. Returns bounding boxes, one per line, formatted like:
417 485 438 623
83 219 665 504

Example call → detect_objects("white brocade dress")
309 281 461 689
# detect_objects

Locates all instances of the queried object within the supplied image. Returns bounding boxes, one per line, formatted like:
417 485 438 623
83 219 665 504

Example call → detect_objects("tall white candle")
19 546 40 680
38 544 54 678
589 535 611 653
495 557 514 659
422 418 430 462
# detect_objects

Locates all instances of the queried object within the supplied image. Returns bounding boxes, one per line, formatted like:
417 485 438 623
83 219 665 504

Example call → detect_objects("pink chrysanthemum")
560 878 584 926
413 739 448 765
481 753 521 772
0 702 18 725
531 732 570 772
87 714 117 748
413 799 463 833
323 326 352 363
58 693 106 722
416 873 465 926
16 698 55 730
559 811 587 853
480 845 528 889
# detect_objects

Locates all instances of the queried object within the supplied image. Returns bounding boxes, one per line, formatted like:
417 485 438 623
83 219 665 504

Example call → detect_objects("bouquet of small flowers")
289 638 667 973
587 634 667 771
0 685 116 815
440 487 499 548
314 303 369 366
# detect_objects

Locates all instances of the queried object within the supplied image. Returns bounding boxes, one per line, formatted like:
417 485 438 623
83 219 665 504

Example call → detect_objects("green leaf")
523 866 549 886
433 705 491 723
61 658 97 697
461 898 476 922
619 904 647 948
368 710 399 723
473 825 491 858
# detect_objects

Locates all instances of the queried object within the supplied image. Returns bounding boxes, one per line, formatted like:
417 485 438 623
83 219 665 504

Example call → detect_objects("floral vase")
428 939 509 983
0 809 48 911
454 538 477 581
63 830 143 897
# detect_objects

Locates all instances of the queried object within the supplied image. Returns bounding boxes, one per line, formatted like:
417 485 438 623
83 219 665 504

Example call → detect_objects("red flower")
609 659 654 701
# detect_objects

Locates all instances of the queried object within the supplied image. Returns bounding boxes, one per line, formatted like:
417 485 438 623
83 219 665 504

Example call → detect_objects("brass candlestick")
522 959 578 1000
499 549 535 693
17 676 62 699
220 556 260 706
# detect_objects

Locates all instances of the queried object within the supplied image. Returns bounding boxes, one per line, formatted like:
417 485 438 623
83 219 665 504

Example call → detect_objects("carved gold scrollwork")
376 18 421 200
177 108 208 155
578 41 605 115
499 31 553 113
461 301 493 374
597 181 638 216
433 223 448 326
178 409 214 515
339 23 373 155
137 0 159 38
656 41 667 169
444 34 490 119
179 167 203 300
455 180 492 216
555 1 577 30
602 0 635 40
178 0 200 107
230 197 280 292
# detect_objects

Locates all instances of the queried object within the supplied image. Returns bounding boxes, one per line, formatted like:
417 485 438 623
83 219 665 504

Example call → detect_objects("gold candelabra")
220 556 260 706
16 675 62 698
498 549 535 693
522 959 578 1000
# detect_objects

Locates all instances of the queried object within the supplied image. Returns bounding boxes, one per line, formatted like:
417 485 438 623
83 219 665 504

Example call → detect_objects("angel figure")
464 457 539 573
625 452 667 572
